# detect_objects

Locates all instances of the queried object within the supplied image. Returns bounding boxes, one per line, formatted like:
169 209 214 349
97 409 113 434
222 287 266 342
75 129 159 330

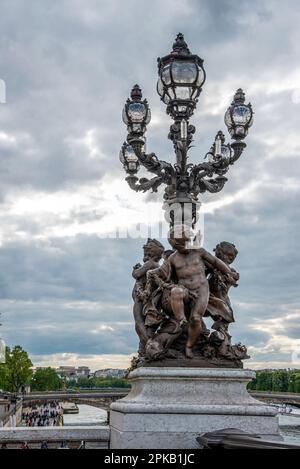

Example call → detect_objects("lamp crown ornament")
130 84 143 101
233 88 246 104
171 32 191 55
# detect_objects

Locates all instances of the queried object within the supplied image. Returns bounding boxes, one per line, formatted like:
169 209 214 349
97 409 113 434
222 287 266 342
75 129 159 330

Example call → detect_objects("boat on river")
60 402 79 414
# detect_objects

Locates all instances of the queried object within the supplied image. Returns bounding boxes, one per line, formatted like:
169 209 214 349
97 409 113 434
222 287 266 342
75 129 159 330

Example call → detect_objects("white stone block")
110 367 280 449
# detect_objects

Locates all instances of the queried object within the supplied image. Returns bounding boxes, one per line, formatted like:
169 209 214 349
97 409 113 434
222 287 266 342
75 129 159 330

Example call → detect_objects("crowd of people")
1 440 86 449
22 401 62 427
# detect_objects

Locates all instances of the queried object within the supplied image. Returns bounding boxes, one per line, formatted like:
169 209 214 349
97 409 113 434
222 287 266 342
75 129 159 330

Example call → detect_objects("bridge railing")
22 392 128 400
0 426 110 449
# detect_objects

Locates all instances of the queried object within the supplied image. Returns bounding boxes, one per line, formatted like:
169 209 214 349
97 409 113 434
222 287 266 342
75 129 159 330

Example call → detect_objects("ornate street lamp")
120 33 253 228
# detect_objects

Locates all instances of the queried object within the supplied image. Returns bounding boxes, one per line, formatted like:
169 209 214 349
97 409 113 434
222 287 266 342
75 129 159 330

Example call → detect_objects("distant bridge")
22 391 129 411
21 390 300 410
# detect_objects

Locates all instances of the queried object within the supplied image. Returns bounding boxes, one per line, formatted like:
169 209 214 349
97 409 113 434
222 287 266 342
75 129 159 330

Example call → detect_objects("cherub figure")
206 241 240 357
166 226 238 358
132 238 164 353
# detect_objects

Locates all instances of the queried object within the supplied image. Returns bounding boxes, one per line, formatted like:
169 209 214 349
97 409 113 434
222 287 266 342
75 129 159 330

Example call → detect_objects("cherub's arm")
200 249 238 281
147 260 171 286
132 260 158 280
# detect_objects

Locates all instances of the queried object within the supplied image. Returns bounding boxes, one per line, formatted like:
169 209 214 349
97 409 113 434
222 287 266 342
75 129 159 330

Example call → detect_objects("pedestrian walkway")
22 401 63 427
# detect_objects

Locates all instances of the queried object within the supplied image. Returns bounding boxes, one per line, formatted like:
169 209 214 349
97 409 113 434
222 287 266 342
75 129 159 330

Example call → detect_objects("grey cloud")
0 235 145 302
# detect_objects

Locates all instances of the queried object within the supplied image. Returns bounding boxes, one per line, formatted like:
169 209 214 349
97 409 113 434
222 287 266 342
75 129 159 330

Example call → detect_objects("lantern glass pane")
224 108 232 127
157 78 164 97
122 107 128 124
168 87 175 99
172 61 197 84
191 88 199 100
221 145 231 158
145 108 151 124
125 145 138 162
162 64 171 85
232 105 251 125
119 149 125 164
128 103 146 123
248 113 254 127
196 66 205 86
175 86 191 100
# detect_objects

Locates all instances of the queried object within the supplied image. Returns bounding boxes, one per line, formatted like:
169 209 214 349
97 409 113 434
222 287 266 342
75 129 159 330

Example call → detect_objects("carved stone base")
110 367 281 449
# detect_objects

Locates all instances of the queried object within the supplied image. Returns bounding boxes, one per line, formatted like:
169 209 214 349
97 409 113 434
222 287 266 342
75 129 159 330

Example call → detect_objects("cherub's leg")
133 301 148 348
186 289 209 358
170 286 188 324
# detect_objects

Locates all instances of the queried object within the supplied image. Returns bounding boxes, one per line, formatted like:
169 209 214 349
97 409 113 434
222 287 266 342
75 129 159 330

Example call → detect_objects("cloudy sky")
0 0 300 371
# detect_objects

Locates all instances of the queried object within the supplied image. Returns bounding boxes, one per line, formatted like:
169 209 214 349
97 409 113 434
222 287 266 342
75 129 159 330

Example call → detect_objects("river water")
63 404 300 444
63 405 107 426
278 408 300 443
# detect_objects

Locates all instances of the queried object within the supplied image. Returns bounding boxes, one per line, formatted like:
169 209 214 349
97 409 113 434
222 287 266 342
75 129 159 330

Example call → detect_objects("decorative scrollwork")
120 51 251 228
125 175 164 193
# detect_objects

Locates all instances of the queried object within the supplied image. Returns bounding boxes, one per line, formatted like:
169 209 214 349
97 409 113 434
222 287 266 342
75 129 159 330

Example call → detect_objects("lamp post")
120 33 253 229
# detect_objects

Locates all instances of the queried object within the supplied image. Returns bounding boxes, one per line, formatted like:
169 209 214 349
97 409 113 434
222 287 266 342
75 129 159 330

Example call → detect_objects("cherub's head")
214 241 238 265
168 225 191 253
143 238 164 262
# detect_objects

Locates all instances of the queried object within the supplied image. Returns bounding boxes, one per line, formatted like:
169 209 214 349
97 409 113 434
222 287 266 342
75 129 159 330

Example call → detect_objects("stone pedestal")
110 367 280 449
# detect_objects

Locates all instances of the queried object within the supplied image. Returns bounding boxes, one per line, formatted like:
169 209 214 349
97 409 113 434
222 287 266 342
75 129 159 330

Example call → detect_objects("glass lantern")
224 89 253 140
210 131 232 162
119 142 140 174
157 33 206 119
122 84 151 137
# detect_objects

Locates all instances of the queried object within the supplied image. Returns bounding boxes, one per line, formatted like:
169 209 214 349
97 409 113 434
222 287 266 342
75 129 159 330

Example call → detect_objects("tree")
288 371 300 393
0 346 33 392
0 360 8 390
272 370 289 392
295 374 300 393
256 371 273 391
247 376 257 391
76 376 91 388
31 367 63 391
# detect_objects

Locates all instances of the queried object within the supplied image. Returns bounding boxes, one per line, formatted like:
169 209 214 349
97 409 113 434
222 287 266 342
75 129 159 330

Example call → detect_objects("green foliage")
0 346 33 392
31 367 63 391
272 370 289 392
247 369 300 393
0 361 9 390
257 371 273 391
76 376 91 388
67 376 130 390
247 375 257 391
288 372 300 393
